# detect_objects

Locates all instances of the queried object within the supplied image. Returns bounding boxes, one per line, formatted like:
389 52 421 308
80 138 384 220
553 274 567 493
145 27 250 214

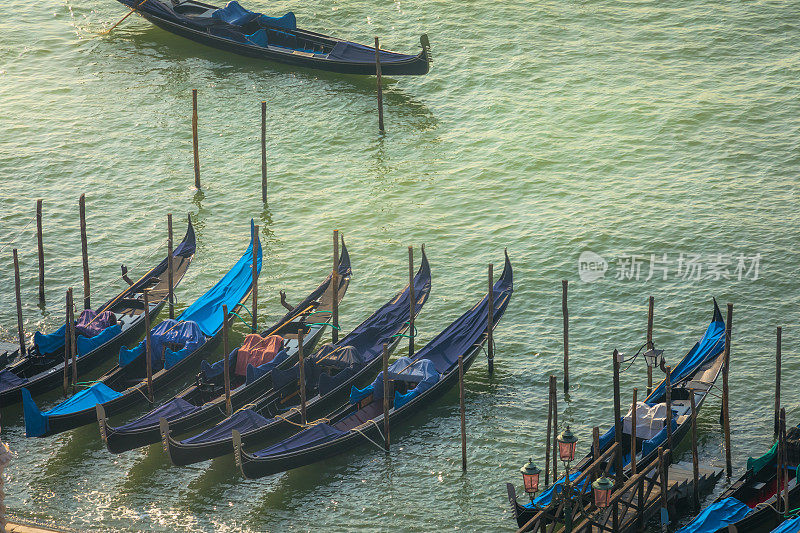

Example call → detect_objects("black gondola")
234 252 512 479
160 248 432 466
98 238 352 453
113 0 431 76
22 220 260 438
0 218 195 407
508 301 728 530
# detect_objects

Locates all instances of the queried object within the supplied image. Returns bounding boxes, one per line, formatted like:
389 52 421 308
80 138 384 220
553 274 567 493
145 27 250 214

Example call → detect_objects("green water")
1 0 799 530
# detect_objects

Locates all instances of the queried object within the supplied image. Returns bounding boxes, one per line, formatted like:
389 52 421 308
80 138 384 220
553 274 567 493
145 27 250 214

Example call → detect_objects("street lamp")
643 348 664 371
591 476 614 509
520 458 541 504
557 426 579 531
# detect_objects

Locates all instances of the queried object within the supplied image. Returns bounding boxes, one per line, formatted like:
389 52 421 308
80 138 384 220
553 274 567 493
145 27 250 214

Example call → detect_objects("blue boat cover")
212 1 296 29
0 369 28 391
245 349 289 385
310 344 365 369
77 324 122 357
183 408 273 444
528 472 584 507
253 422 347 457
74 309 117 339
33 324 67 355
350 357 440 406
23 383 123 437
318 366 355 397
119 319 204 367
641 419 679 457
676 497 753 533
200 349 238 381
173 219 261 337
245 29 268 47
328 42 408 64
772 516 800 533
112 397 201 433
748 439 779 474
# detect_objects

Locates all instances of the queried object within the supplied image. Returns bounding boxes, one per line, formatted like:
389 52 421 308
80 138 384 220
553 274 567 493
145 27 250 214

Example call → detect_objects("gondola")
160 248 432 466
112 0 431 76
676 423 800 533
0 218 196 407
22 220 260 438
234 252 512 479
98 237 352 453
508 300 728 530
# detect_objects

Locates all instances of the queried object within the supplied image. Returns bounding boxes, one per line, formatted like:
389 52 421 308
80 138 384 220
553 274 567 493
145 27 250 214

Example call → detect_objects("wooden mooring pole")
722 303 733 477
382 342 390 451
665 365 673 452
374 37 385 133
545 375 554 485
261 101 267 203
62 290 70 394
458 353 466 471
143 288 153 403
487 263 494 375
562 280 569 393
223 305 231 416
167 214 174 319
252 225 259 332
332 230 339 344
775 326 782 438
777 405 784 514
630 388 638 475
299 328 307 424
781 408 789 514
690 391 700 513
551 376 558 482
658 446 669 532
408 246 415 357
79 194 90 309
12 249 25 357
192 89 201 189
613 349 623 488
69 288 77 388
36 199 45 304
647 296 654 395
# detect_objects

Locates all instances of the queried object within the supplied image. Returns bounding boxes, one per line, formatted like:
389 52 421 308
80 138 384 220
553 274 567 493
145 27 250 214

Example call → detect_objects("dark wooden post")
722 303 733 477
562 280 569 393
374 37 384 133
298 328 306 424
545 375 554 485
613 349 623 488
332 230 339 344
12 249 25 357
223 305 231 416
143 288 153 402
665 365 673 452
63 290 70 394
775 326 782 437
261 101 267 203
777 406 784 514
647 296 654 395
382 342 390 451
408 246 415 357
79 194 90 309
658 446 669 532
552 376 558 482
781 408 789 514
192 89 201 189
487 263 494 375
630 388 638 475
167 214 174 319
459 353 466 471
252 225 259 332
36 199 45 304
69 288 77 388
690 391 700 512
592 426 600 482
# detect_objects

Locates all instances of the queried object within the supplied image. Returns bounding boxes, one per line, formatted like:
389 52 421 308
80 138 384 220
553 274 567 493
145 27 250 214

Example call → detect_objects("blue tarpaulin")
676 497 753 533
212 1 296 29
200 349 238 381
641 419 679 457
245 349 289 385
772 517 800 533
527 472 584 507
23 383 123 437
119 319 204 367
77 324 122 357
253 422 347 457
245 29 268 47
0 369 27 392
113 398 201 432
183 408 273 444
351 357 440 407
33 324 67 355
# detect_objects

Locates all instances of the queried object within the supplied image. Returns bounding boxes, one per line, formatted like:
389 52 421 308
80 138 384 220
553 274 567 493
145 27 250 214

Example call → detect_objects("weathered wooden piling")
261 101 267 203
79 194 90 309
223 304 231 416
298 328 307 424
690 391 700 512
382 342 390 451
374 37 385 133
613 349 623 487
551 376 558 482
192 89 201 189
775 326 782 437
545 375 554 485
12 249 25 357
458 353 466 471
69 288 77 387
780 408 789 513
630 388 638 475
487 263 494 375
36 199 45 304
252 225 259 332
143 288 153 402
562 280 569 393
332 230 339 344
777 405 784 514
63 290 70 394
647 296 654 395
658 446 668 532
665 365 673 452
592 426 600 481
408 246 415 357
722 303 733 477
167 214 174 319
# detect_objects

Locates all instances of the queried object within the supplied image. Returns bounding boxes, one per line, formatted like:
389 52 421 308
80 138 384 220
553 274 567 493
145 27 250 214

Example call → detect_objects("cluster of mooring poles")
511 294 760 532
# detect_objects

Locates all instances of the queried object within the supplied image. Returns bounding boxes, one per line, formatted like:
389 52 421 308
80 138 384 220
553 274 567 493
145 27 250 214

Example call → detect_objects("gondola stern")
21 387 49 438
419 33 432 71
338 235 352 278
159 417 175 464
96 403 110 445
711 297 724 325
232 429 248 478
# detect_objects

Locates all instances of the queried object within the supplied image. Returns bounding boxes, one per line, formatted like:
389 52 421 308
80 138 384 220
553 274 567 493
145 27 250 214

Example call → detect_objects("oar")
102 0 149 35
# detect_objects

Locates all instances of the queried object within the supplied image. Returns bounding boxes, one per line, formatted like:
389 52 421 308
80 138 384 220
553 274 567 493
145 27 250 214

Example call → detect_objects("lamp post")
592 475 614 509
558 426 578 532
643 348 664 373
520 458 541 505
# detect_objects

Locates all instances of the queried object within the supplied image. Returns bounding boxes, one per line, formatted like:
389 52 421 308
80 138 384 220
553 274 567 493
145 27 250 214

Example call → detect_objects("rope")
351 419 387 452
306 322 338 329
619 343 647 373
390 323 418 339
237 304 254 321
0 216 35 254
229 311 256 332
